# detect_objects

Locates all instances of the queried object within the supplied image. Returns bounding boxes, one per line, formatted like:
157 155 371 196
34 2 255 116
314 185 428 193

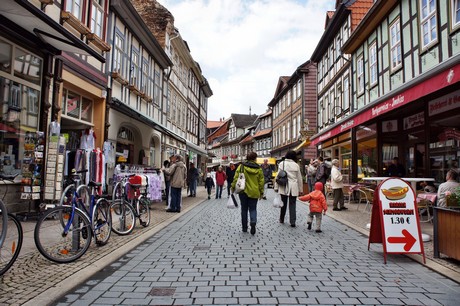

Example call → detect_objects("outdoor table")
362 177 435 191
417 192 437 205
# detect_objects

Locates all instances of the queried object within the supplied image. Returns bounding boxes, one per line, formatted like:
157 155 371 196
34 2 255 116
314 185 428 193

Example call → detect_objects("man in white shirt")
437 170 459 207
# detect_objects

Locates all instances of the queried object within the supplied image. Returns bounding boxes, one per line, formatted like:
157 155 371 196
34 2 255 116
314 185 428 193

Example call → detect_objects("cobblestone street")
51 189 460 306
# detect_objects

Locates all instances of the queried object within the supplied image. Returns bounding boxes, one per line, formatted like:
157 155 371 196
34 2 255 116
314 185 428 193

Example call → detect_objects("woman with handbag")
274 150 304 227
231 152 264 235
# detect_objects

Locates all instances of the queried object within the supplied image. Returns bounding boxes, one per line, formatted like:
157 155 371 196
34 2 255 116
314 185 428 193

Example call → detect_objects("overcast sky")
158 0 336 121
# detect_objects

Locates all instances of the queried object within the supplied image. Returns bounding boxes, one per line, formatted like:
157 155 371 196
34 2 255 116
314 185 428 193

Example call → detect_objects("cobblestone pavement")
51 189 460 306
0 189 205 306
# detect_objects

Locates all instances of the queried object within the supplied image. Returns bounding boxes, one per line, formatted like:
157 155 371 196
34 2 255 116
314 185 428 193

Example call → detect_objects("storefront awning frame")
0 0 105 62
186 140 207 156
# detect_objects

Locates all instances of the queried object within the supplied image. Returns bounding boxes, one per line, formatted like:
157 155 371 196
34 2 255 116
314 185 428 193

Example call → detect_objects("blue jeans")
216 185 223 198
170 187 182 211
239 192 258 230
307 175 314 193
164 180 170 205
189 178 197 195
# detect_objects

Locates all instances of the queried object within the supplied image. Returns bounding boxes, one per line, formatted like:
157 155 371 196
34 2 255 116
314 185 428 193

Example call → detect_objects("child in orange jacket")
298 181 328 233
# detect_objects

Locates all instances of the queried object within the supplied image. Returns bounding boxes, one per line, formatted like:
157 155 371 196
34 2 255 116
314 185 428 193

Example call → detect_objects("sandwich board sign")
368 178 425 264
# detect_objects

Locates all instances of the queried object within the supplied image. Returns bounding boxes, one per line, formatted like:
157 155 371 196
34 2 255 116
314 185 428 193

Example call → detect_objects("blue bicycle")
34 170 112 263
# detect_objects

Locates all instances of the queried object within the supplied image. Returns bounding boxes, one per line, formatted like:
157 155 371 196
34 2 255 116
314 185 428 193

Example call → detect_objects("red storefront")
311 62 460 185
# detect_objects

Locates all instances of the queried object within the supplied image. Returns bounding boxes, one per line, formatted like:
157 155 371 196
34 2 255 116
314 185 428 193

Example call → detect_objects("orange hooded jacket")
298 182 328 213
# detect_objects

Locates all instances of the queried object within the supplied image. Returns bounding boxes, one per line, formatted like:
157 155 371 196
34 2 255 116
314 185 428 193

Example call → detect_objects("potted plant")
445 187 460 207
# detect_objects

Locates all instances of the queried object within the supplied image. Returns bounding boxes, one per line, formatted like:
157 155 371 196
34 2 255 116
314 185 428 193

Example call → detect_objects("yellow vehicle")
256 157 278 188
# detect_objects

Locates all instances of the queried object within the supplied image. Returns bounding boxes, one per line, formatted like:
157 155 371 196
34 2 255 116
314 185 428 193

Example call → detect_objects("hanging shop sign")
428 90 460 116
368 178 425 264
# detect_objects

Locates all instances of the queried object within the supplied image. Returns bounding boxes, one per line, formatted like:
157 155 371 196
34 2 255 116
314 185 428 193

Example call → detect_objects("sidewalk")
0 188 208 306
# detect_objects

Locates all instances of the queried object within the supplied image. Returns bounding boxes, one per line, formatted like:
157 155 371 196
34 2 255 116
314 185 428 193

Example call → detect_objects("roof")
231 114 258 128
253 128 272 139
240 134 254 145
207 120 224 129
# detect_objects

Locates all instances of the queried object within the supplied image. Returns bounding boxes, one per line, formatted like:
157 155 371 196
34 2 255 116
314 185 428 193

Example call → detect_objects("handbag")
276 162 288 187
234 165 246 194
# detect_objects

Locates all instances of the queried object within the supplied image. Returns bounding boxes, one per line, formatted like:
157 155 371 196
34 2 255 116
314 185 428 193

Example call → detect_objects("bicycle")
110 174 151 235
0 174 23 276
34 170 112 263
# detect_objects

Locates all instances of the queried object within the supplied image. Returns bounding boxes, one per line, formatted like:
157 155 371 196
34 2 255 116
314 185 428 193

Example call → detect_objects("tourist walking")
205 173 215 200
331 159 347 211
231 152 264 235
215 166 227 199
162 159 171 206
274 150 304 227
299 181 328 233
306 158 318 193
163 154 187 213
187 162 199 197
226 162 237 198
315 156 329 195
261 159 273 200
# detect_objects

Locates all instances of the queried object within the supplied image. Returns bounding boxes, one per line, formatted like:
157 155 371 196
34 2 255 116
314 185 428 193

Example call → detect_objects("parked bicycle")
34 170 112 263
0 174 23 276
110 174 151 235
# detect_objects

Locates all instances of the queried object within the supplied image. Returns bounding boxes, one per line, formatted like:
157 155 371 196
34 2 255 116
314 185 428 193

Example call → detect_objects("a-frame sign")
368 178 425 264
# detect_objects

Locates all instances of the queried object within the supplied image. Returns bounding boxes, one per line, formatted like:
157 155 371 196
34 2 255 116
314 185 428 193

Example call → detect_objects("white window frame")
369 42 378 86
113 32 124 74
343 77 350 111
419 0 438 50
357 55 364 94
66 0 83 20
451 0 460 30
390 18 402 71
91 0 104 38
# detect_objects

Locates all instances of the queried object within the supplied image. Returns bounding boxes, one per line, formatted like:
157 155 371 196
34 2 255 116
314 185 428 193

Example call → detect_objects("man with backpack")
315 156 330 195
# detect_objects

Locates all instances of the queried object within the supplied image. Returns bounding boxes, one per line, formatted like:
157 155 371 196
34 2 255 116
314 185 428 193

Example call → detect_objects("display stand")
19 131 44 218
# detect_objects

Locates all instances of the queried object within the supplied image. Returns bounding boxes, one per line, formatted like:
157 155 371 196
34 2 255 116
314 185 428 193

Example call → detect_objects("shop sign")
368 178 425 264
382 120 398 133
403 112 424 130
428 90 460 116
438 128 460 141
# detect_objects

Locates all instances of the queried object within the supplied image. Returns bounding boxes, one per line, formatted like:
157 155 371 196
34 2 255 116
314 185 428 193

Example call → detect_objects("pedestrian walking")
226 162 237 198
231 152 264 235
162 159 171 206
163 154 187 213
274 150 304 227
306 158 318 193
215 166 227 199
331 159 347 211
261 159 273 199
205 172 215 200
187 162 199 197
299 181 328 233
315 156 329 195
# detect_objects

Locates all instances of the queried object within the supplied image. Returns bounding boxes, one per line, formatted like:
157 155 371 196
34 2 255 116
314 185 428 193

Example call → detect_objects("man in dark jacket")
261 159 273 200
315 156 329 195
187 162 199 197
226 162 236 198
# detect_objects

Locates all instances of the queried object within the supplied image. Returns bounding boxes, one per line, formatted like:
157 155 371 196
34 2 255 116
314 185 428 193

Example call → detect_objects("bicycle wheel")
92 198 112 245
0 214 23 276
59 185 75 206
110 199 135 235
34 206 91 263
137 196 151 227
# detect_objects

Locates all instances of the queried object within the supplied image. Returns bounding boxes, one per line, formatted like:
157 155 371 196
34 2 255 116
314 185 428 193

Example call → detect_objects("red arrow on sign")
387 229 416 251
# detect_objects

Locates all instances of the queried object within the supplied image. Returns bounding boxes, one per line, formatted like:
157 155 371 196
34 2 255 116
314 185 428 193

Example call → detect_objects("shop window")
356 124 378 181
0 42 42 177
0 40 12 73
62 89 93 123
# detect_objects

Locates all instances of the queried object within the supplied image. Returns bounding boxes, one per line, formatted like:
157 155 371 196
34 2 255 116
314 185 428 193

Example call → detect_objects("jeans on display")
170 187 182 212
216 185 223 198
239 192 258 230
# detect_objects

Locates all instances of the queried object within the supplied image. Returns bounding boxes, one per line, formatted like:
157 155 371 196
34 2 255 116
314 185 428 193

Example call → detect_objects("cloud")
158 0 336 120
